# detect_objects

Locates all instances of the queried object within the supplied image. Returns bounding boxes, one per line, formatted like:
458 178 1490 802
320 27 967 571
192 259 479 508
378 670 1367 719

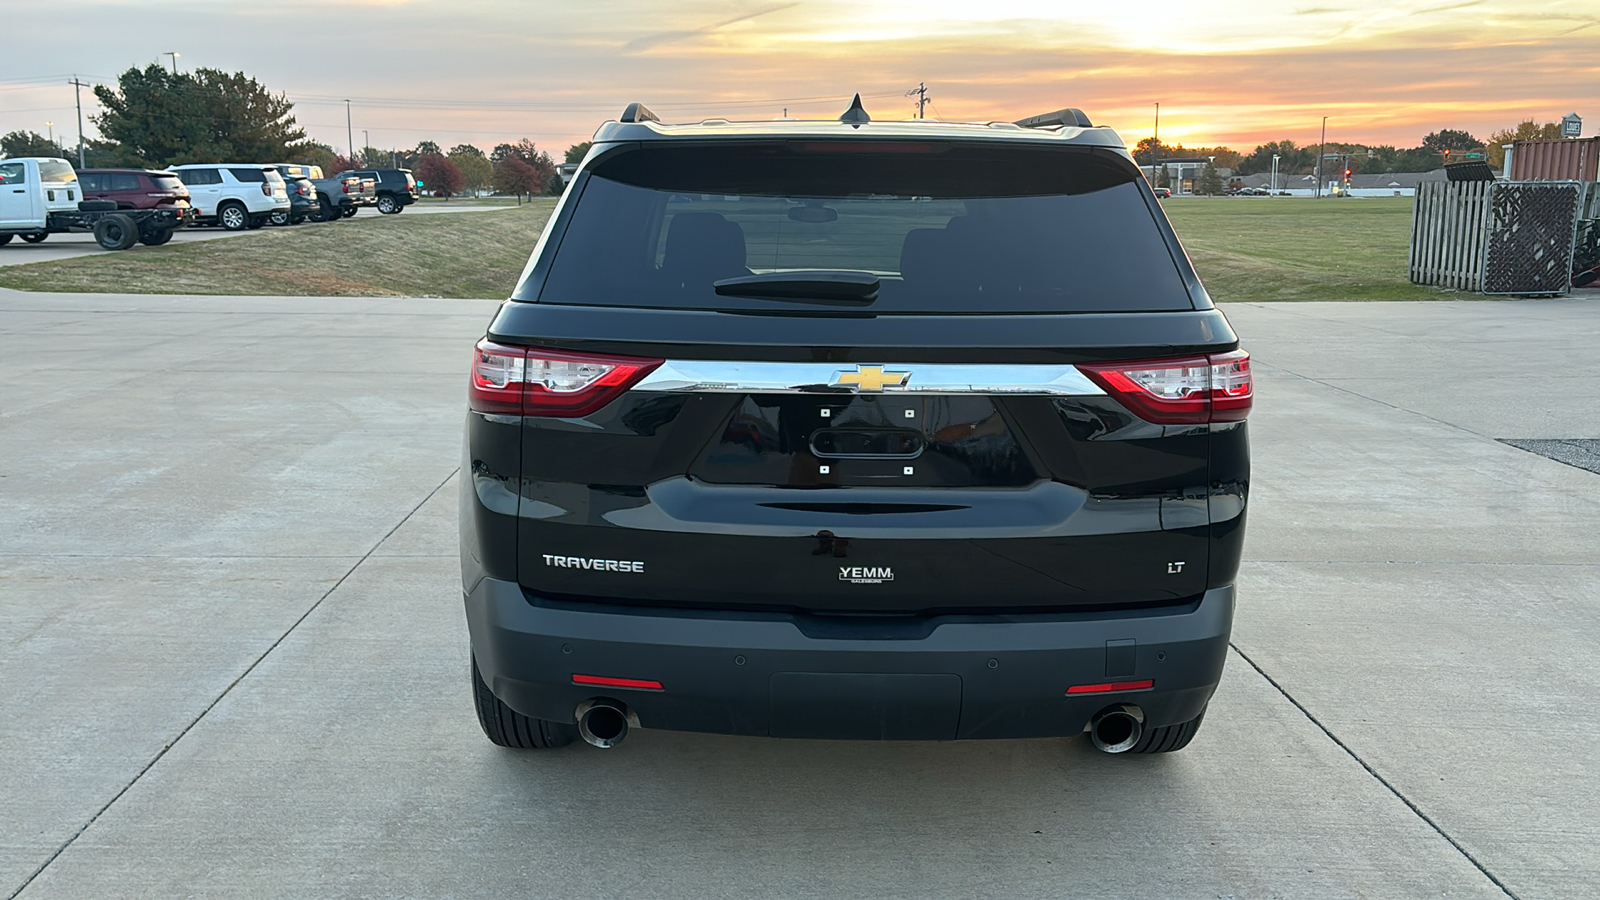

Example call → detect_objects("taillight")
342 183 351 194
260 183 271 196
469 339 663 417
1077 350 1252 424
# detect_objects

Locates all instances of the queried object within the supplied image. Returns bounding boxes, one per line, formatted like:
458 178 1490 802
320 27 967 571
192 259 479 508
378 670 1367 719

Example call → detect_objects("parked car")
1152 186 1172 198
77 168 193 213
460 102 1251 756
346 168 418 213
278 175 319 225
307 172 364 221
1 157 188 249
168 164 290 230
273 163 324 180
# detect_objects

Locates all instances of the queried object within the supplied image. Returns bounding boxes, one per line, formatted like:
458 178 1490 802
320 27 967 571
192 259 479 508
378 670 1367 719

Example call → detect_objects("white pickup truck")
0 157 190 250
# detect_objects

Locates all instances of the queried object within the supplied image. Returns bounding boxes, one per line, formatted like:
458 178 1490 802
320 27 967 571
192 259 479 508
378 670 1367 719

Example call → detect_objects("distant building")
1229 169 1455 197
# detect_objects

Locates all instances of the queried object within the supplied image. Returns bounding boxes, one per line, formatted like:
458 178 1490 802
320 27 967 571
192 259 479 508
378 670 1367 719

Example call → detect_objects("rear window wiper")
713 271 879 304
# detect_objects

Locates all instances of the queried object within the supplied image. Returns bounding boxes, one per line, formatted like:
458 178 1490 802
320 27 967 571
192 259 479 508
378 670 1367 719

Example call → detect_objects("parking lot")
0 204 513 268
1 291 1597 898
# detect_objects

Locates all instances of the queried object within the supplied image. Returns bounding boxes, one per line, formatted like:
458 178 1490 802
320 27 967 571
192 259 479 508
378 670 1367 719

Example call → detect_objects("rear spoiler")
1014 108 1094 129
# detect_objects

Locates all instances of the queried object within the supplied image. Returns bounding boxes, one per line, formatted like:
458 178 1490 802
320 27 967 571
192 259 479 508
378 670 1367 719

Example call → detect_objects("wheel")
268 209 289 226
20 232 48 243
138 228 175 247
290 214 306 225
376 194 399 214
471 655 576 749
317 201 340 222
341 205 358 218
218 202 248 231
246 215 266 230
1127 708 1206 754
92 214 140 250
0 234 12 246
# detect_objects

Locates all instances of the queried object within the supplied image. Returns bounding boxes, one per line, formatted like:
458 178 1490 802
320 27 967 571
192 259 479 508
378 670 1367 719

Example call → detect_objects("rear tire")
471 655 577 749
1126 708 1206 754
317 201 340 222
246 215 266 230
0 234 12 246
341 205 358 218
268 209 289 226
20 232 48 243
376 194 399 214
138 228 175 247
218 202 248 231
93 214 140 250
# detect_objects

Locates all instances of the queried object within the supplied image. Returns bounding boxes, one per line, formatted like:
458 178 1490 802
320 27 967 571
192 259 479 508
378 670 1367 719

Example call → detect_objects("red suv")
77 169 193 214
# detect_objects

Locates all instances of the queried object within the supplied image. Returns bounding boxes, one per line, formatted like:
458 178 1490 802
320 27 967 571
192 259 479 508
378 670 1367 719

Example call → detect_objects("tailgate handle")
810 428 923 458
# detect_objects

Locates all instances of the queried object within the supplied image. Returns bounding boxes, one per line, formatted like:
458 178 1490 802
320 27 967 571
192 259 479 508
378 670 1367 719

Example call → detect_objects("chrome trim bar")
633 360 1105 395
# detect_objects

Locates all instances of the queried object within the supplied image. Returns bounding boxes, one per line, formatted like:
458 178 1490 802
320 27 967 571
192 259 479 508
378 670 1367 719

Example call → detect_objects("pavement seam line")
1229 643 1520 900
5 466 460 900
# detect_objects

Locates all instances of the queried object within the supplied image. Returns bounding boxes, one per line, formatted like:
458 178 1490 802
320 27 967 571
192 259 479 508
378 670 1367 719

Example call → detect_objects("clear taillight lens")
468 339 662 417
1077 351 1252 424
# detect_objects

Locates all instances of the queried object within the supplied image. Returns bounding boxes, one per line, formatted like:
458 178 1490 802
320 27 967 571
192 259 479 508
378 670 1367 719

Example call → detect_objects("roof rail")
1014 108 1094 129
619 103 660 124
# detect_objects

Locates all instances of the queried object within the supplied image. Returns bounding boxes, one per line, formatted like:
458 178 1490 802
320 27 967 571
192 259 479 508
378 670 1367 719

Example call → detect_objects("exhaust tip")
575 699 631 749
1089 704 1145 754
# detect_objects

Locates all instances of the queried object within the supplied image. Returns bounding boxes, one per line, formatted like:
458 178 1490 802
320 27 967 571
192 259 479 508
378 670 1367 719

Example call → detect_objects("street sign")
1460 152 1485 160
1562 113 1582 138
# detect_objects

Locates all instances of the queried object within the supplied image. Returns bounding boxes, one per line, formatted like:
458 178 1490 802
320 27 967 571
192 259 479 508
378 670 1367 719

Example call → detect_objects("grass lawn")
1163 196 1447 302
0 201 555 299
0 194 1452 302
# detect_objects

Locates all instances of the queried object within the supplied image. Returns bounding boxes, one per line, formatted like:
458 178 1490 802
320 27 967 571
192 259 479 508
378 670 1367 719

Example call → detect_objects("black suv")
347 168 417 214
462 100 1251 756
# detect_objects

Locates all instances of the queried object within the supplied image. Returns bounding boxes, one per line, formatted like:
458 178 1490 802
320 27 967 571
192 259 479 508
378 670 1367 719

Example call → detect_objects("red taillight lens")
572 674 664 691
1066 679 1154 694
1077 351 1252 424
468 339 662 417
260 183 271 196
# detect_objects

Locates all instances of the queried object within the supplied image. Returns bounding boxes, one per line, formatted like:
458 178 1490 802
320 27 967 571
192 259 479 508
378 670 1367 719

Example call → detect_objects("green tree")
1196 162 1225 196
414 141 441 157
298 142 338 172
1485 120 1562 168
564 141 592 164
92 65 310 167
450 147 494 195
1 130 65 158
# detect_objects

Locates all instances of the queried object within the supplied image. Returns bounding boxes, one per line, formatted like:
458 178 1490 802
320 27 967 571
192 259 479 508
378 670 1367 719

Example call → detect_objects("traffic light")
1343 168 1352 180
1442 148 1451 160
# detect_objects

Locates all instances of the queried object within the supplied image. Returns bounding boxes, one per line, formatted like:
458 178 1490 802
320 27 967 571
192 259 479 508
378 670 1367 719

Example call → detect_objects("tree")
493 155 542 201
414 140 441 157
1196 162 1225 196
1485 120 1562 168
1 130 64 158
92 65 310 167
327 154 360 175
414 152 464 198
1420 129 1484 155
450 148 494 195
298 142 338 172
564 141 592 164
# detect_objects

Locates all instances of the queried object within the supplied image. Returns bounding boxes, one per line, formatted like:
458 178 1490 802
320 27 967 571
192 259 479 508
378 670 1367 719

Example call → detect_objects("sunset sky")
2 0 1596 158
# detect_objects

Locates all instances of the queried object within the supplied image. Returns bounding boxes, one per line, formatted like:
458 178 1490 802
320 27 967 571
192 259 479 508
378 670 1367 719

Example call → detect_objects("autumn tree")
415 152 464 198
493 155 542 201
490 138 557 194
327 154 359 175
1486 120 1562 168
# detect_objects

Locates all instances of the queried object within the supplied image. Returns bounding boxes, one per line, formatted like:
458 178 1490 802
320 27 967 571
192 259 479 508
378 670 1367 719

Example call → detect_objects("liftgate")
1409 181 1597 295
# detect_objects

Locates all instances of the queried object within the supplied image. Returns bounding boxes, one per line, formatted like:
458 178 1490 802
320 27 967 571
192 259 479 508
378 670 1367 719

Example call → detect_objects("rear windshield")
528 142 1192 313
151 175 185 192
39 160 77 183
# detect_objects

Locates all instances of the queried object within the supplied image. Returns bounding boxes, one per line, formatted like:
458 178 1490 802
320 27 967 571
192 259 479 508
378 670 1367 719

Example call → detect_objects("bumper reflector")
572 674 664 691
1066 679 1154 695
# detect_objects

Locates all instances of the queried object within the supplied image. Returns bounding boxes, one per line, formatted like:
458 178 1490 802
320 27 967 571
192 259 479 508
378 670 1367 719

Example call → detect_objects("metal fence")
1410 181 1594 295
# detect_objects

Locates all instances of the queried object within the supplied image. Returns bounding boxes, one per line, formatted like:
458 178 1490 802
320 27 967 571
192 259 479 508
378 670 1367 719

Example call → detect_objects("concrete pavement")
1 293 1596 898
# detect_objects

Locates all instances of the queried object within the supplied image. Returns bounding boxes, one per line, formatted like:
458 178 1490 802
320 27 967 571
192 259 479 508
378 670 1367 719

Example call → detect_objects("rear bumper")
465 577 1234 740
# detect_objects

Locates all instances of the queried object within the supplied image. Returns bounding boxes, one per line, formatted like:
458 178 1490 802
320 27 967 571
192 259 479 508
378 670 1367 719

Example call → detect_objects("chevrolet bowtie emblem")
832 365 910 392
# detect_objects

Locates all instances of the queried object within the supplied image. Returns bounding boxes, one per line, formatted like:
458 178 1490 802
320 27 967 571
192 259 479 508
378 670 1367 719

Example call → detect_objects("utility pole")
1315 116 1327 199
907 82 930 119
363 130 369 163
68 76 88 167
164 51 180 75
345 99 354 164
1151 102 1161 188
